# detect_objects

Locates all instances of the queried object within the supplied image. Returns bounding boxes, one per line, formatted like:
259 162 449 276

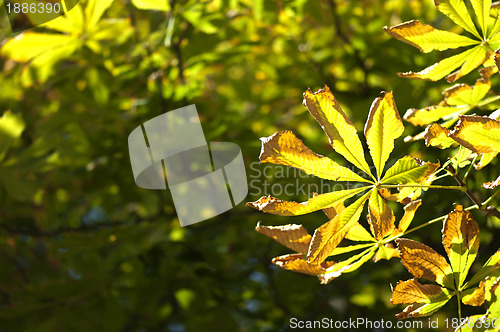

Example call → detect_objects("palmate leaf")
250 86 439 282
385 0 500 82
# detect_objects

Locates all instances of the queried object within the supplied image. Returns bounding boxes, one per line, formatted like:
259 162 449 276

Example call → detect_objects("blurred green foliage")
0 0 498 331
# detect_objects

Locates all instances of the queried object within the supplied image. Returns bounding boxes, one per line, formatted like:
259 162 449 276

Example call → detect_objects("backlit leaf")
449 115 500 153
444 78 491 106
398 47 477 82
259 131 370 182
396 238 455 288
475 152 498 169
345 222 375 242
424 123 456 149
272 254 336 275
318 247 377 284
462 282 486 306
383 20 478 53
446 45 490 82
374 243 400 262
247 186 369 216
404 105 467 127
368 188 395 240
381 156 439 185
255 222 311 255
364 91 404 178
434 0 480 38
394 297 451 319
397 199 423 234
471 0 492 37
391 278 449 304
307 192 371 265
303 86 371 175
442 205 480 287
464 247 500 288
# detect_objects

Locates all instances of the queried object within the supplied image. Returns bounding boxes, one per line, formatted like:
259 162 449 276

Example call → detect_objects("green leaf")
394 296 452 319
364 91 404 179
442 205 480 288
464 247 500 288
345 222 375 242
303 86 372 176
381 156 439 185
259 131 371 182
307 192 371 265
247 186 370 216
404 105 468 127
446 45 490 82
0 111 25 161
434 0 481 38
450 115 500 153
383 20 479 53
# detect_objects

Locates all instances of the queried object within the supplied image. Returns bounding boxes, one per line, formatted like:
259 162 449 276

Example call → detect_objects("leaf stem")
457 292 463 332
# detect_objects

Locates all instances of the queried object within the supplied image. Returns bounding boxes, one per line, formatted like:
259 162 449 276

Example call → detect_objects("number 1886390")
5 1 61 14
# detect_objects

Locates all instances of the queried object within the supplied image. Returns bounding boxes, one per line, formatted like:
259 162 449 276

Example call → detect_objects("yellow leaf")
462 282 486 306
424 123 456 149
445 45 491 82
303 86 371 176
381 156 439 185
374 243 400 262
368 188 395 240
434 0 481 38
475 152 498 169
396 238 455 289
259 131 370 182
322 201 345 220
307 192 371 265
449 115 500 153
272 254 336 275
391 278 448 304
404 105 467 127
442 205 480 288
345 222 374 242
470 0 492 37
364 91 404 178
246 186 369 216
1 32 75 63
397 199 423 234
255 222 311 255
398 46 476 81
464 247 500 288
131 0 170 11
483 175 500 189
85 0 114 30
395 299 451 319
383 20 478 53
443 78 491 106
318 247 377 284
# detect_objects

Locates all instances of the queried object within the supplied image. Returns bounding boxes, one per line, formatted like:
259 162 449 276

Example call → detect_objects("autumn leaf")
384 0 500 82
442 205 480 288
449 115 500 153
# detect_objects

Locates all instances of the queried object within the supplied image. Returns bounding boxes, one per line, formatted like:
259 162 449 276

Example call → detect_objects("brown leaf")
462 281 486 306
368 188 395 240
390 278 445 304
424 123 455 149
442 205 479 287
272 254 335 275
255 222 311 255
396 238 454 288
